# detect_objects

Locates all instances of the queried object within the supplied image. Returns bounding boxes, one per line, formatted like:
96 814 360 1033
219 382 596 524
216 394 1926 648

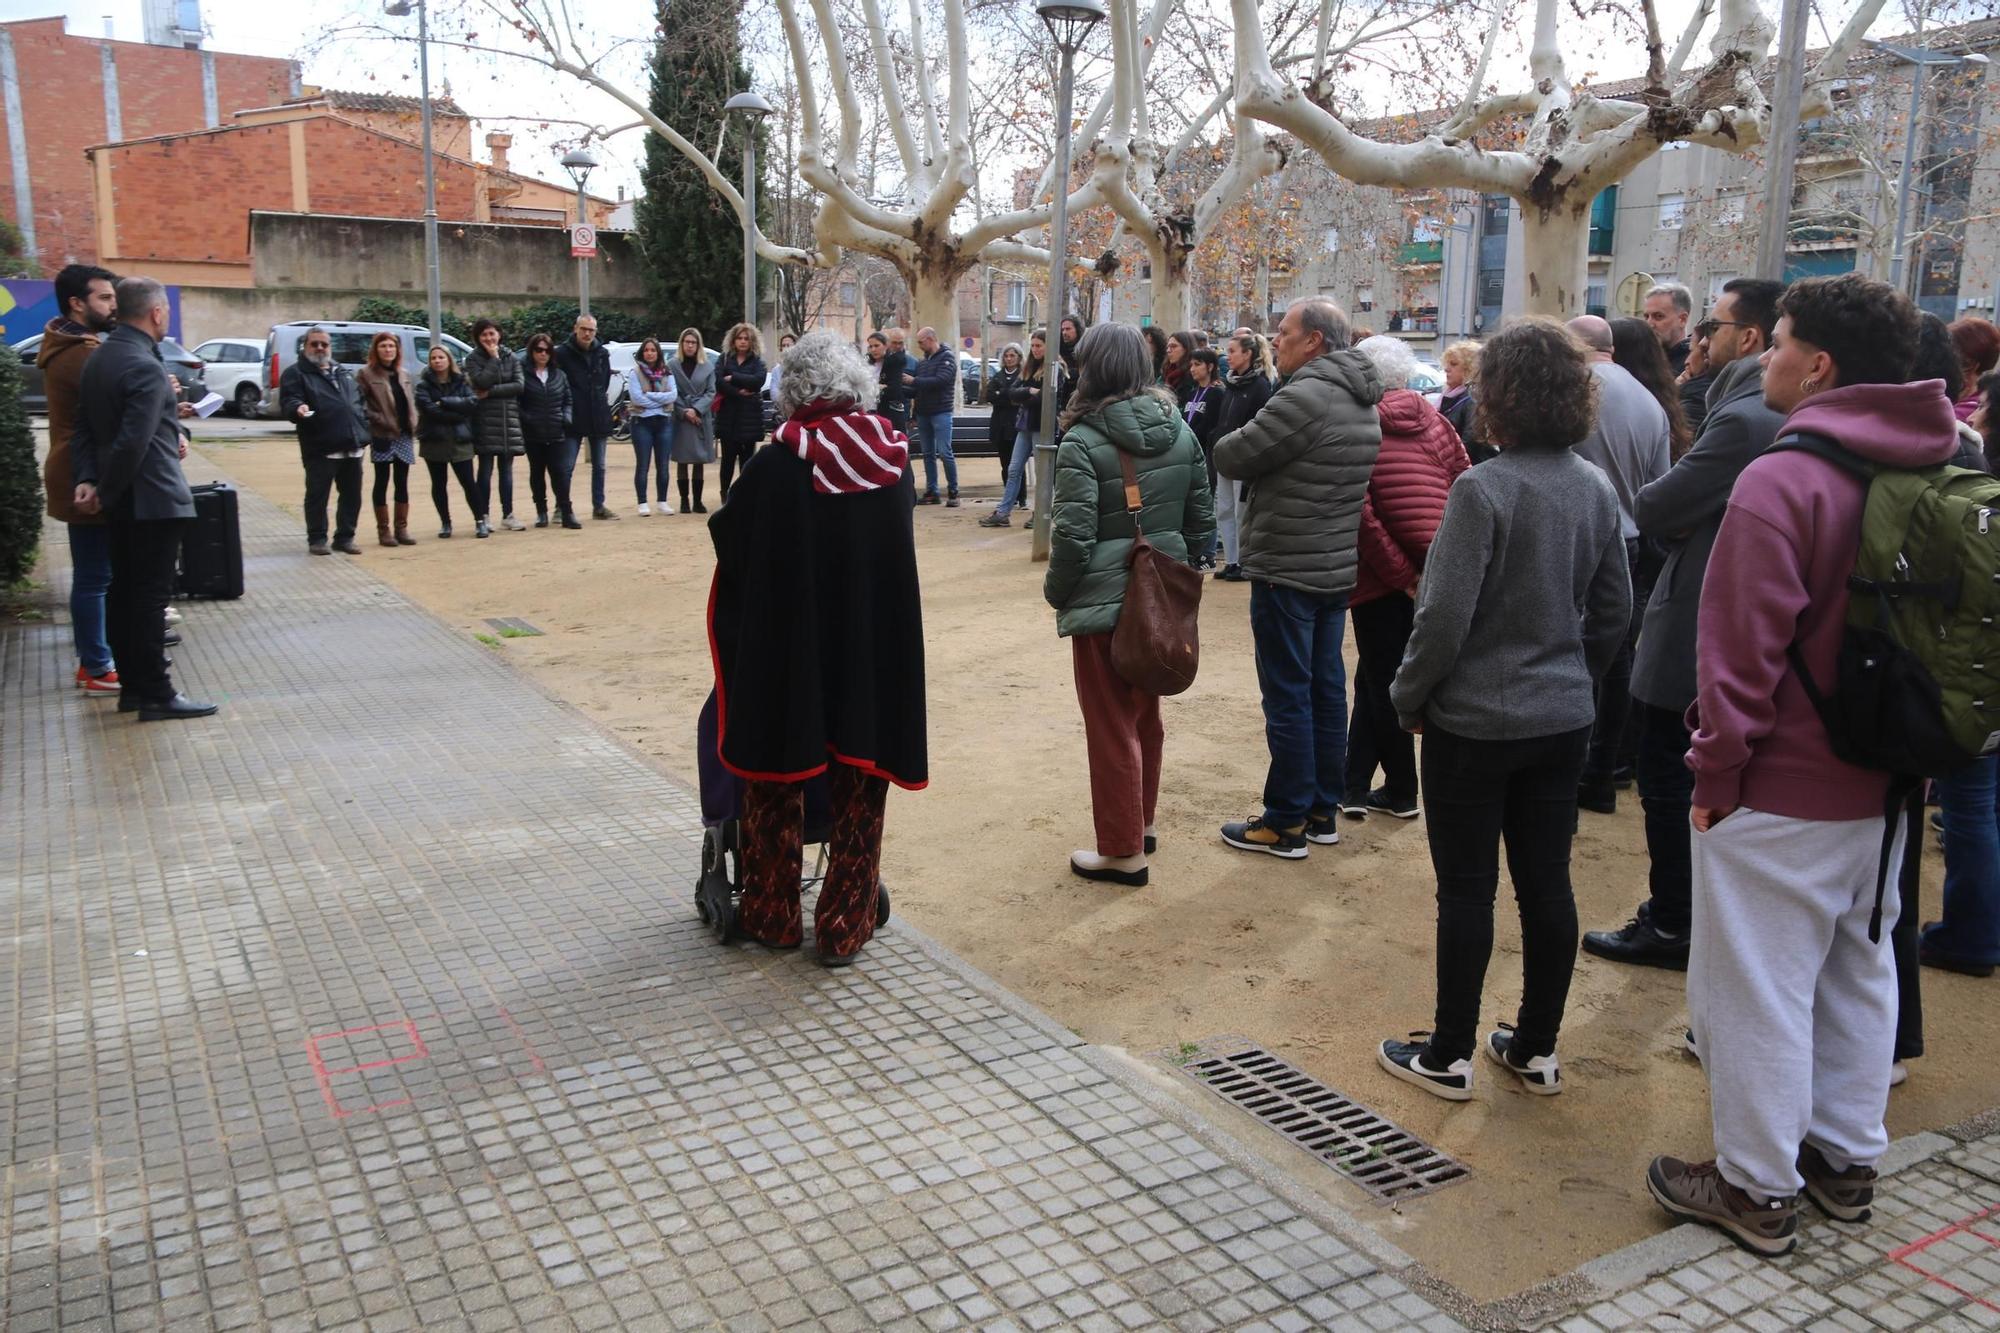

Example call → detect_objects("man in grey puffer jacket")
1212 298 1384 857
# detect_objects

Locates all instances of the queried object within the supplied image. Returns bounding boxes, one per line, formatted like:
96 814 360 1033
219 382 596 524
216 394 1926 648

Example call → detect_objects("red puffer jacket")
1352 388 1471 606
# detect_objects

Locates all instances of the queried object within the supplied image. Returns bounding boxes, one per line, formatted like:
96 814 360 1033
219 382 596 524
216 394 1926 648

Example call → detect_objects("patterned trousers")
738 762 889 959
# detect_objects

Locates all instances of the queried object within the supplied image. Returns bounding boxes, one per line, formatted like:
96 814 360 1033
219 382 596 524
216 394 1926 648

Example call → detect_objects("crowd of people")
39 252 2000 1258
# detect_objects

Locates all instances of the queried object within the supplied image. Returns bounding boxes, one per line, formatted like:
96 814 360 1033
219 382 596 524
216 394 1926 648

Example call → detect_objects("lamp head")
724 91 775 118
1036 0 1107 54
560 146 599 187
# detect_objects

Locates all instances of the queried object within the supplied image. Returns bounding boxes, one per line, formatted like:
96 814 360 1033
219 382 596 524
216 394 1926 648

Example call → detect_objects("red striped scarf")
772 399 910 494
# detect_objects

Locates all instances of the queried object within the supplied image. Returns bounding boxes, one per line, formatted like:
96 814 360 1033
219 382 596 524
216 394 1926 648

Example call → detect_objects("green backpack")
1770 431 2000 778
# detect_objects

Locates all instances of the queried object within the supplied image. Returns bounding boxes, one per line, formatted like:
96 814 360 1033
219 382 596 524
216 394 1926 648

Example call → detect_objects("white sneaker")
501 514 526 531
1376 1037 1474 1101
1483 1028 1562 1095
163 606 183 626
637 501 651 516
1890 1061 1908 1088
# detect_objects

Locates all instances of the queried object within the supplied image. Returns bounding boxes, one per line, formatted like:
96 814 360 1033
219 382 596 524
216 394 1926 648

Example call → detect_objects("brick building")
0 15 299 270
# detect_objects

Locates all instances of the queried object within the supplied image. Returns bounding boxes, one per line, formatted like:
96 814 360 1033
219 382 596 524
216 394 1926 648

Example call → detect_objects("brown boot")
374 504 395 547
393 501 416 545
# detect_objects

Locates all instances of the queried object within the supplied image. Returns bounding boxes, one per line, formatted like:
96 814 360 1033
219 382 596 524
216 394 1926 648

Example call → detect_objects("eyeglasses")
305 342 330 350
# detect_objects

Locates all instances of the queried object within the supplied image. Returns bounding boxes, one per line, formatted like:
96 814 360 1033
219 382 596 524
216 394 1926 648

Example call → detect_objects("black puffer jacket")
1213 350 1385 597
985 368 1022 446
520 365 573 446
464 347 525 456
415 369 477 463
716 353 768 444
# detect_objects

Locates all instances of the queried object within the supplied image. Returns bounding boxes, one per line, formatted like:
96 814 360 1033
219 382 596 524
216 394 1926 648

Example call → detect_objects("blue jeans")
631 416 672 503
67 523 114 673
995 428 1035 517
917 410 958 497
1929 757 2000 966
1249 580 1350 825
569 434 608 509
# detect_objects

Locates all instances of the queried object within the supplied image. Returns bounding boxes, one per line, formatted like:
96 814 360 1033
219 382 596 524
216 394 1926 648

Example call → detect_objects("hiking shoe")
1220 817 1308 859
1303 812 1341 845
1482 1026 1562 1095
76 667 121 694
1582 901 1690 970
1798 1143 1876 1223
1376 1036 1473 1101
1364 788 1420 820
1646 1156 1797 1257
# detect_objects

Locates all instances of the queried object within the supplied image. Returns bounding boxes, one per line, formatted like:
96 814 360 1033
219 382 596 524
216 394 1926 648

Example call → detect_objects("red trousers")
738 761 888 959
1071 632 1163 857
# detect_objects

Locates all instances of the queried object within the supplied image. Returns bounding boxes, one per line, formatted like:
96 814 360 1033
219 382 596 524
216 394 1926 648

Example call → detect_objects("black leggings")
427 458 479 521
372 460 410 505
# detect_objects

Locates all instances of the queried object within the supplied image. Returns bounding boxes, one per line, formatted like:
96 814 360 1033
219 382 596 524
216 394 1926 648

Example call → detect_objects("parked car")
14 332 202 413
603 340 716 441
190 337 270 417
259 320 474 419
1406 359 1445 395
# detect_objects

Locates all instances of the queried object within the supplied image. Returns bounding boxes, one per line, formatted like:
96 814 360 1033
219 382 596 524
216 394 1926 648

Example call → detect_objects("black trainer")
1303 812 1341 845
1482 1026 1562 1095
1363 788 1419 820
1582 901 1690 970
1338 795 1370 820
1219 817 1308 859
1376 1035 1473 1101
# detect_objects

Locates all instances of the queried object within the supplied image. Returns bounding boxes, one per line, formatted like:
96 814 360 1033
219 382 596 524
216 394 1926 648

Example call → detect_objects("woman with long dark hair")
1163 330 1197 406
1210 332 1275 581
626 337 676 514
519 332 577 529
716 322 769 503
1610 316 1692 460
464 318 526 531
357 331 419 546
1377 317 1629 1102
980 330 1062 528
1046 324 1214 885
983 343 1023 486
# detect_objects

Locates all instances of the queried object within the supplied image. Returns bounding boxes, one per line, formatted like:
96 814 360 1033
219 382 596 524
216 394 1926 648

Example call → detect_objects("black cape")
707 442 928 789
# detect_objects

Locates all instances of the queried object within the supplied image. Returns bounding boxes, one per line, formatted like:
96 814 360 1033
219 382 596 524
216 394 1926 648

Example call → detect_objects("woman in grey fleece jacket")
1377 319 1632 1103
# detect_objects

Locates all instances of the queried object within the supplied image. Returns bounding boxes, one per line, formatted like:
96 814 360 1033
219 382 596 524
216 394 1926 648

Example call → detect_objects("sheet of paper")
193 392 225 418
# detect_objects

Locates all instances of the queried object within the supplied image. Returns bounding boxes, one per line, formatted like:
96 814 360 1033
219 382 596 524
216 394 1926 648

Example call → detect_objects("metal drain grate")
484 617 544 636
1166 1037 1470 1202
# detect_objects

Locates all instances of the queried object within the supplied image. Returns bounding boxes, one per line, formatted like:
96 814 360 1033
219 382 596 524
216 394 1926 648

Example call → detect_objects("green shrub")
348 297 646 348
0 348 41 585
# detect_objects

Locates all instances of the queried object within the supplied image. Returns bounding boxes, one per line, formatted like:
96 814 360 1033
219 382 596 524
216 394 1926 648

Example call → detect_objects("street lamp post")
1031 0 1107 563
724 91 775 328
1872 41 1990 295
384 0 441 341
560 147 599 315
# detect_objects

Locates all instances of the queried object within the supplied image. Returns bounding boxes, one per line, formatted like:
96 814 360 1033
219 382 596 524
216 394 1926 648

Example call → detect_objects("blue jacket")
626 363 678 418
910 347 957 417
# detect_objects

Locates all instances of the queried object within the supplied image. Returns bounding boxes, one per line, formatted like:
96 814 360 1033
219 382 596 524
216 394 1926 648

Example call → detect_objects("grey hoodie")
1212 349 1384 597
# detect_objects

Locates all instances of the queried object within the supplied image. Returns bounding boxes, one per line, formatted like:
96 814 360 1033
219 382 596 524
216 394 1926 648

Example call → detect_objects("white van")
259 321 475 419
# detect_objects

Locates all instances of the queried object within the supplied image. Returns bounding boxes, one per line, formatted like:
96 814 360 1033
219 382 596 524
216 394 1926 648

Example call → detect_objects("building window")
838 282 857 306
1707 272 1737 306
1410 215 1442 243
1356 285 1374 313
1480 194 1510 236
1004 281 1027 321
1140 260 1152 280
1586 282 1607 316
1718 194 1745 226
1658 194 1686 230
1323 226 1340 252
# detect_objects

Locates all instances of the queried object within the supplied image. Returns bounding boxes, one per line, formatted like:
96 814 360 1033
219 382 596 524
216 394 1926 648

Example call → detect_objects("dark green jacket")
1045 393 1216 637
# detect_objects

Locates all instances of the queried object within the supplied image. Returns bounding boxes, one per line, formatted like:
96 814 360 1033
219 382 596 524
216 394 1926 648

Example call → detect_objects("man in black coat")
69 276 216 721
553 313 619 520
279 327 371 555
876 328 910 436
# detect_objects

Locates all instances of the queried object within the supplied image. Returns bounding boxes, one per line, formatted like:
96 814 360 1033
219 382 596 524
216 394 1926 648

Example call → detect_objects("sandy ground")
186 427 2000 1303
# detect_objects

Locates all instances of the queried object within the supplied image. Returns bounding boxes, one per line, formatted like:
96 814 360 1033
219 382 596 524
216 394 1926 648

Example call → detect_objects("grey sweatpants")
1689 806 1905 1202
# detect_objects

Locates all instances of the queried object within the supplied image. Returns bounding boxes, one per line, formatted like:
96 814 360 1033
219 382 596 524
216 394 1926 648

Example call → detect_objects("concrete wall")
171 212 646 345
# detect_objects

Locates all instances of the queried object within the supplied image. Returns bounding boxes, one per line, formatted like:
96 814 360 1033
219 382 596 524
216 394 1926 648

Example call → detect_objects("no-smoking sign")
570 224 597 258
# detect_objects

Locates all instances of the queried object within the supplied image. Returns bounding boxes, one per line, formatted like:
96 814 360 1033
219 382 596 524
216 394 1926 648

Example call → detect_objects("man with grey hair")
279 325 371 554
1565 314 1670 815
1212 297 1384 858
69 277 216 721
1644 282 1694 375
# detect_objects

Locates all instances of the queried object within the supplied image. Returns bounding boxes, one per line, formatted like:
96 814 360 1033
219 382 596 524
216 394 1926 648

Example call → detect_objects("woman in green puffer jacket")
1045 323 1217 889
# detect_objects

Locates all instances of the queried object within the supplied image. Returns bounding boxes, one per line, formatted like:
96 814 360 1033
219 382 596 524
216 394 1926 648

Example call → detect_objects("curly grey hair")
775 330 881 418
1354 334 1417 390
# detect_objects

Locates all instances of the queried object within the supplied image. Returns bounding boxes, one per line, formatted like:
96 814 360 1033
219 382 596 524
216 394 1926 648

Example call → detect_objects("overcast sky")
6 0 1935 205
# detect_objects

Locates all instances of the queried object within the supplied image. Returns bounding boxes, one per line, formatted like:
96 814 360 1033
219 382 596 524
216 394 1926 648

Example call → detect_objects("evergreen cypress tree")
0 347 41 586
636 2 766 346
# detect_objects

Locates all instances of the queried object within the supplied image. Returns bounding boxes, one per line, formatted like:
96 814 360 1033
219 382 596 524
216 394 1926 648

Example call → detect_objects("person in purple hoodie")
1647 274 1959 1257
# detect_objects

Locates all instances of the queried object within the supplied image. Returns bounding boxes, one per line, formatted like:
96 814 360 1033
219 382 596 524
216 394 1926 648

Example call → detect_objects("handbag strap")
1116 449 1145 538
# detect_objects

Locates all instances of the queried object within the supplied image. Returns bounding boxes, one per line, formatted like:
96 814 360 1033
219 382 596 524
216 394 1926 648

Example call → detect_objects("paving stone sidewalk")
0 477 1465 1332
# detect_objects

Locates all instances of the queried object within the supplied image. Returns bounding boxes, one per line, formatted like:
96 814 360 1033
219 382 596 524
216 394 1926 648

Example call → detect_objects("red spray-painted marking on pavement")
306 1019 427 1119
493 1004 548 1075
1887 1204 2000 1313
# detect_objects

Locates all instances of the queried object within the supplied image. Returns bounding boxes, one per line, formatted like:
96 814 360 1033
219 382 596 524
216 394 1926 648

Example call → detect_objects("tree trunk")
1253 253 1272 331
1517 205 1592 319
907 266 963 409
1151 260 1195 332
